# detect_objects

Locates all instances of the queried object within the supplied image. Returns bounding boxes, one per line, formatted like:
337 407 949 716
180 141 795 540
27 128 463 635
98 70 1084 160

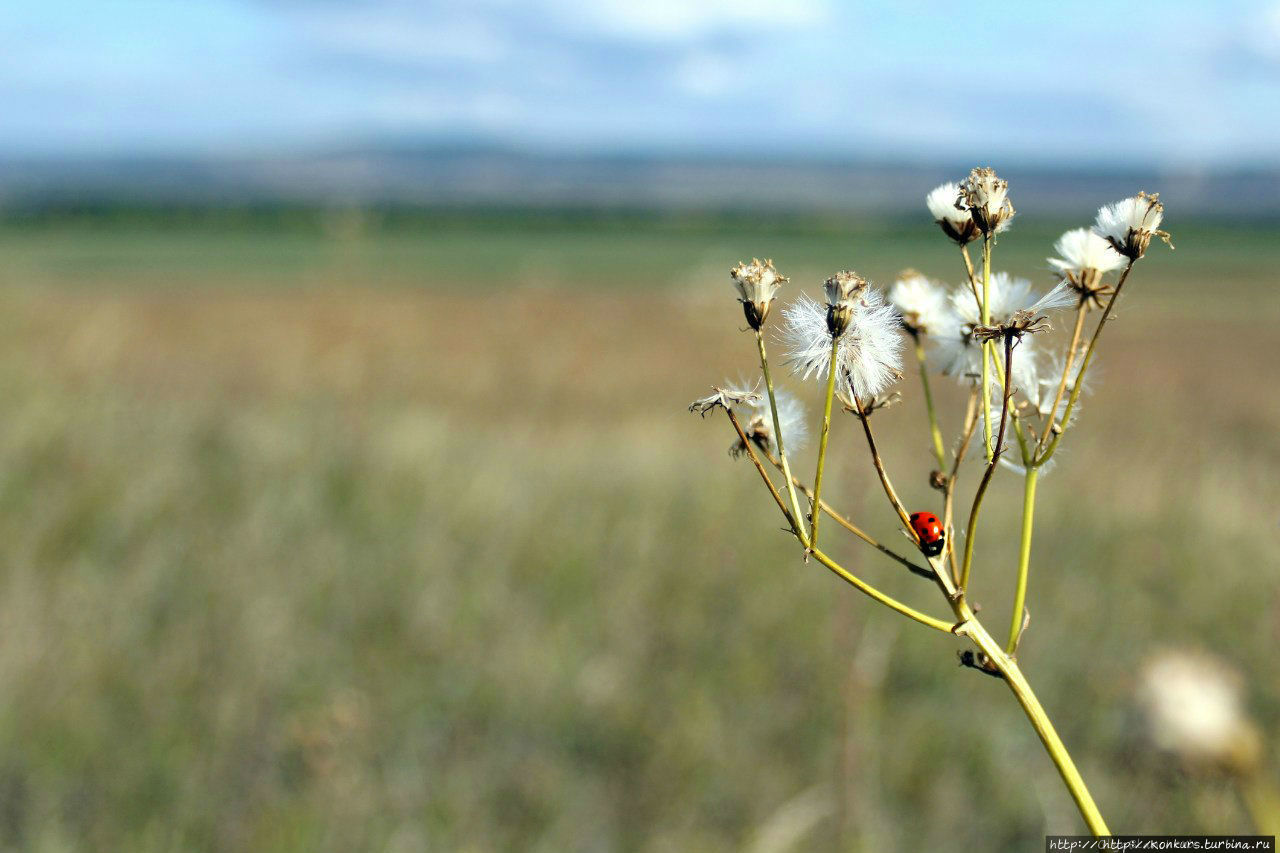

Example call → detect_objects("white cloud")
571 0 829 42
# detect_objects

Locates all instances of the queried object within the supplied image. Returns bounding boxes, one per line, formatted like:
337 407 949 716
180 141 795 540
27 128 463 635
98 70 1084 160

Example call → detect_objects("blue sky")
4 0 1279 165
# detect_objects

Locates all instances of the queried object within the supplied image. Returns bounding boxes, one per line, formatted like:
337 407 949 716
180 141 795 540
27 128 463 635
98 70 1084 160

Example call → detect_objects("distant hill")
0 146 1275 218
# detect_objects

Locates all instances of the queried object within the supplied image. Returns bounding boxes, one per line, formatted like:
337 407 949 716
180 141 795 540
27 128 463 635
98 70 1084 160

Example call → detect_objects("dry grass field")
0 215 1275 850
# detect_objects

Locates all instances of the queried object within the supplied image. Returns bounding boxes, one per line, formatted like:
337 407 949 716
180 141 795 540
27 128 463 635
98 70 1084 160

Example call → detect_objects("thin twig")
959 335 1016 590
761 447 933 579
850 393 913 531
1038 259 1136 466
1032 299 1088 459
808 337 841 548
757 330 808 540
944 391 980 584
725 409 952 633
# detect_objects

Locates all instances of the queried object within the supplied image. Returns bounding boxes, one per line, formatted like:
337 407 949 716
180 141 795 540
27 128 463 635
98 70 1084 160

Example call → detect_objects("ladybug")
909 511 945 557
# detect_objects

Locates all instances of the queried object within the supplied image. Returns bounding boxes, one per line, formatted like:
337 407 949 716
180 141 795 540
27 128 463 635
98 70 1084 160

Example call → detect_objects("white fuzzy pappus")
1093 192 1166 258
926 183 967 226
740 390 808 455
1048 228 1125 279
888 272 949 335
782 291 903 400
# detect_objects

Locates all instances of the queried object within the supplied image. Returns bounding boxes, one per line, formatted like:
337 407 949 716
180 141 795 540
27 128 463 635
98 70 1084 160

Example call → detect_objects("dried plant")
689 171 1175 836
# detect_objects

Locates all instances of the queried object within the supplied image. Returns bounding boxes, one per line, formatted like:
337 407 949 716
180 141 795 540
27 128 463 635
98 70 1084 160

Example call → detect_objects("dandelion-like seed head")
1049 228 1126 307
932 274 1071 411
731 257 788 330
926 182 979 245
889 271 948 336
731 391 809 458
1137 650 1262 775
1093 191 1170 260
823 270 868 338
783 291 903 401
958 167 1015 234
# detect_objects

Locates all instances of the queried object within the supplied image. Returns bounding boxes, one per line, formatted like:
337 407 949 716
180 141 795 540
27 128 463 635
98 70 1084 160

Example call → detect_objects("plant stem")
1033 301 1088 459
954 609 1111 836
960 243 981 305
757 330 808 545
724 409 952 633
808 337 841 548
1007 466 1039 654
761 447 932 578
725 409 803 537
851 396 914 531
1038 260 1136 465
944 392 980 584
979 234 994 462
811 549 954 633
960 336 1014 591
913 336 947 471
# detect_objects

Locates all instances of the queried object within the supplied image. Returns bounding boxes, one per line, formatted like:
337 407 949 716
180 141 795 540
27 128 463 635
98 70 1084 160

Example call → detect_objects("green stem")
960 336 1014 591
1038 260 1136 466
1007 466 1039 654
979 235 994 462
757 331 808 546
955 610 1111 836
809 337 841 548
914 337 946 471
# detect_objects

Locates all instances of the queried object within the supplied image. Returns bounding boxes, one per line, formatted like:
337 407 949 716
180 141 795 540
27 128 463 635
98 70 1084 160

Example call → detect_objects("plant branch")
1038 259 1136 466
1033 300 1089 459
959 335 1015 590
757 330 808 539
944 391 980 584
850 393 913 532
808 337 841 548
912 335 947 471
761 447 933 579
1007 466 1039 654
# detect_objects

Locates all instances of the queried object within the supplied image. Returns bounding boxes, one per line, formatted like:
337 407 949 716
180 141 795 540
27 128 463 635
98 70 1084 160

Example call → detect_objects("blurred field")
0 213 1276 851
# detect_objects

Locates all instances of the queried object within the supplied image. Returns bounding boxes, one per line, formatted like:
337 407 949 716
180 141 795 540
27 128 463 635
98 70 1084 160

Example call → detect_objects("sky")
3 0 1280 166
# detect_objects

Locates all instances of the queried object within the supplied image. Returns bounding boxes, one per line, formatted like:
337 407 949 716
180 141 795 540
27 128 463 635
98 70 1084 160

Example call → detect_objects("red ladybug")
909 511 945 557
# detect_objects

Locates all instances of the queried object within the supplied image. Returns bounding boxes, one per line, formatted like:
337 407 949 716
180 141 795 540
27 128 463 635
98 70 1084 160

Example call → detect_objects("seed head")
1048 227 1125 308
783 290 903 401
1093 191 1171 260
731 390 809 458
889 271 948 336
823 271 868 338
926 182 979 245
730 258 787 331
1137 650 1262 775
958 167 1015 235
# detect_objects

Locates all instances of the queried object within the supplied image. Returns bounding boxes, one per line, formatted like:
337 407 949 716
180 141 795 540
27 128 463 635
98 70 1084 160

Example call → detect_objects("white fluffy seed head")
1049 228 1126 278
926 182 979 244
738 390 808 456
1137 651 1262 774
889 272 949 336
1093 192 1166 259
782 291 903 400
930 273 1068 394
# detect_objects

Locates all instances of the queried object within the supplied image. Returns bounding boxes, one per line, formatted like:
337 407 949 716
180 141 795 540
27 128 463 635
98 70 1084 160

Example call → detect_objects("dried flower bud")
958 167 1015 235
926 182 979 245
823 271 867 337
731 258 787 330
1093 191 1171 260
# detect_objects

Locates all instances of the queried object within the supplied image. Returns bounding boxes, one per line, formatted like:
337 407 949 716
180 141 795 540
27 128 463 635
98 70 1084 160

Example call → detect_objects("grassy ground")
0 214 1276 851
